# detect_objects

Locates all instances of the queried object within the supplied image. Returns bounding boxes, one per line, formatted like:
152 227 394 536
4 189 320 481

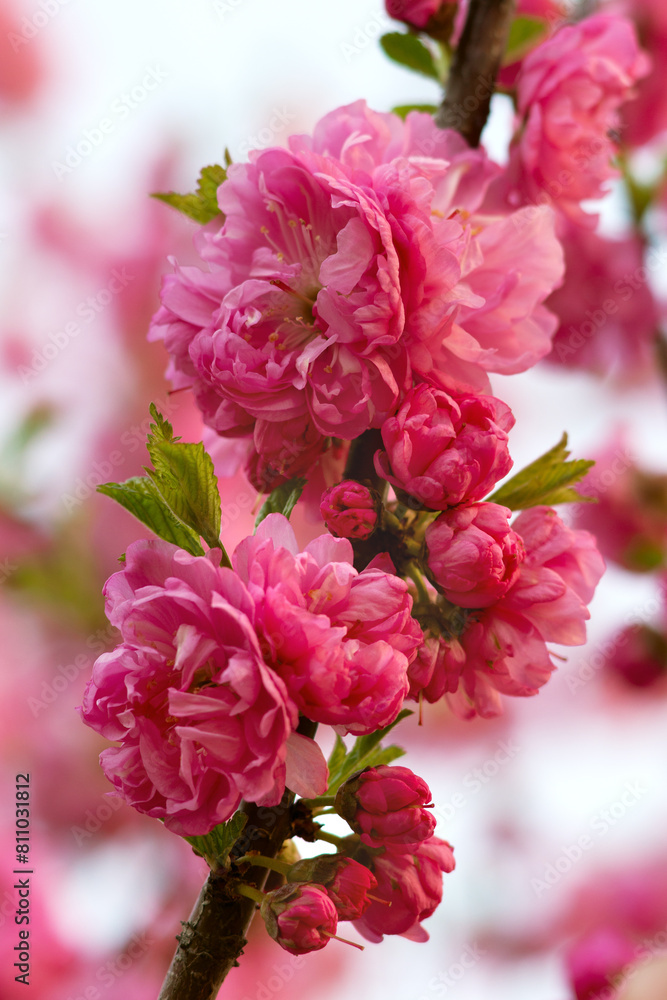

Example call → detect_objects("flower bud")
288 855 379 920
320 481 380 540
425 502 524 607
374 384 514 511
335 765 435 850
260 883 338 955
385 0 454 30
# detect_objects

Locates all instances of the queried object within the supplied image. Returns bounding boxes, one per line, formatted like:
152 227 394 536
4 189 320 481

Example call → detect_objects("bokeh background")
1 0 667 997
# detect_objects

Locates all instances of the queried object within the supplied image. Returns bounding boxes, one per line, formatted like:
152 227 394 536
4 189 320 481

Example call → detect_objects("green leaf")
392 103 438 120
184 811 247 870
97 478 204 556
146 404 223 551
380 32 440 81
503 15 548 65
255 477 307 529
489 433 595 510
326 709 412 795
152 164 227 224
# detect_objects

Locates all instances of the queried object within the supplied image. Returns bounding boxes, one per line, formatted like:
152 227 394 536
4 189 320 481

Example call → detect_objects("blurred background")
1 0 667 997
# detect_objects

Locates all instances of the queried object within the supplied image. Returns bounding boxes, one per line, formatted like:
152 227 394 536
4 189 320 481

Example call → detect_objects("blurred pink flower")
385 0 453 29
508 13 649 223
545 222 659 379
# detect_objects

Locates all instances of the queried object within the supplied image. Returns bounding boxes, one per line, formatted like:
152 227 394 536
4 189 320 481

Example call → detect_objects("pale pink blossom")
353 836 456 942
375 384 514 509
234 514 422 734
320 480 379 540
425 503 525 607
151 102 563 484
335 765 436 850
79 539 326 835
508 13 650 223
261 884 338 955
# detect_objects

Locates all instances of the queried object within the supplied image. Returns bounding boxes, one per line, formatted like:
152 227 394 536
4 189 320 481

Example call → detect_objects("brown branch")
435 0 516 146
158 718 317 1000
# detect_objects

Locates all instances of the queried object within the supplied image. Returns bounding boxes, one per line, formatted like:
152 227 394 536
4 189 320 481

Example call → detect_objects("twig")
435 0 516 146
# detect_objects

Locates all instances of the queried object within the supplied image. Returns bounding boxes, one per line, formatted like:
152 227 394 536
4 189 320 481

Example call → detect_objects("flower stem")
235 855 291 877
315 829 343 847
235 883 264 905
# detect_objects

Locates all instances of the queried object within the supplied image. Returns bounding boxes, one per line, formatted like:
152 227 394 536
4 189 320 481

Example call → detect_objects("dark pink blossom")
508 13 650 223
336 765 436 850
261 883 338 955
374 384 514 509
233 514 422 734
566 927 637 1000
287 855 378 921
79 539 326 836
385 0 452 30
425 503 525 607
445 507 604 718
353 836 456 942
320 480 379 540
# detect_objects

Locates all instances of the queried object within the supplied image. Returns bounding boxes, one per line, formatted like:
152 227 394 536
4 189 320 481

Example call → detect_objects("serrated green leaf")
489 433 595 510
146 407 222 552
97 478 204 555
184 811 247 870
255 477 307 529
380 32 440 81
392 103 438 120
326 709 412 795
152 163 227 224
503 15 547 65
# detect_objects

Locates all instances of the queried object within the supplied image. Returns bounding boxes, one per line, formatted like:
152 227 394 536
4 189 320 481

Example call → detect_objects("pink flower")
618 0 667 147
79 539 326 836
407 633 466 703
261 883 338 955
445 507 604 718
573 441 667 573
374 384 514 509
425 503 525 607
545 223 660 380
509 13 650 223
233 514 422 734
150 102 563 484
320 480 380 540
385 0 453 29
353 836 456 942
335 765 436 850
565 927 637 1000
604 624 667 689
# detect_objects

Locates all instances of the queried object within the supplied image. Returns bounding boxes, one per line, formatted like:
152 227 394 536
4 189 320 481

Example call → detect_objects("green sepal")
97 478 204 556
489 433 595 510
255 477 307 529
380 32 440 81
326 709 412 795
152 164 227 224
184 812 248 871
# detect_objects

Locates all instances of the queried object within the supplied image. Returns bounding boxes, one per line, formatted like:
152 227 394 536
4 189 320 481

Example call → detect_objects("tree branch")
435 0 516 146
158 719 317 1000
